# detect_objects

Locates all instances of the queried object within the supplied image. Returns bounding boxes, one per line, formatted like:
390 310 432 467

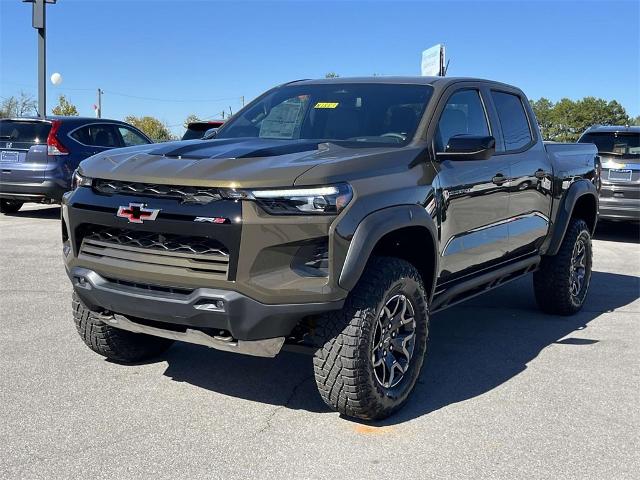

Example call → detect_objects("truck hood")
78 138 411 188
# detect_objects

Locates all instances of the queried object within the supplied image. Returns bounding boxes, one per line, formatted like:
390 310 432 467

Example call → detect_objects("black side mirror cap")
437 135 496 161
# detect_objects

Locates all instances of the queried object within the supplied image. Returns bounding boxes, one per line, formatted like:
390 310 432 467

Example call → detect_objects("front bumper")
69 267 343 342
0 179 67 202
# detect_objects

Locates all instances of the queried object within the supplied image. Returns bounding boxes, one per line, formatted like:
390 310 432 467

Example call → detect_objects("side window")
118 127 149 146
491 91 532 151
435 90 489 152
71 124 120 148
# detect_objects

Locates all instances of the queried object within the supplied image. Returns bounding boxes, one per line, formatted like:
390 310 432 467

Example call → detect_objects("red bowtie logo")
116 203 160 223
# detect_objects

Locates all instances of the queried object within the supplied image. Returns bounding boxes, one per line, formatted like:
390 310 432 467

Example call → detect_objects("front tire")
0 199 23 214
312 257 429 420
534 218 593 315
73 293 173 363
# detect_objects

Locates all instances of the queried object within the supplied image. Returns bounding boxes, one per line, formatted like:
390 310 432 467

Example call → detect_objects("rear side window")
435 89 489 152
491 91 532 151
71 124 120 148
0 121 51 144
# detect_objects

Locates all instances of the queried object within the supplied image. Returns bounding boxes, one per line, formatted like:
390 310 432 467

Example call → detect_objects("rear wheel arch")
338 205 438 302
546 180 598 256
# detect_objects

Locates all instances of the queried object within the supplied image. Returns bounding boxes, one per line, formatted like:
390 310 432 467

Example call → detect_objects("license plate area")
0 151 21 163
608 169 632 182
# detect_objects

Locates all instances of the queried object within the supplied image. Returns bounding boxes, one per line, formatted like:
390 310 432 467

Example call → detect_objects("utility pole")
241 96 245 107
96 88 103 118
24 0 57 119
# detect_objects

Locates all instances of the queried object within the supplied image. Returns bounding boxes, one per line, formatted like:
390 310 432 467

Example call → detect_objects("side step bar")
431 256 540 313
103 314 285 358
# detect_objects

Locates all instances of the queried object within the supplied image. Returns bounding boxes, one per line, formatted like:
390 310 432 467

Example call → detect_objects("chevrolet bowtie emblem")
116 203 160 223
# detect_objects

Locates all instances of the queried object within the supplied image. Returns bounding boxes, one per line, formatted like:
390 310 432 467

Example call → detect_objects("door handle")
492 173 507 185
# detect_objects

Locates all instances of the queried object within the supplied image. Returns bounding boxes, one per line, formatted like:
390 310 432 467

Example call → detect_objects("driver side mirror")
437 135 496 161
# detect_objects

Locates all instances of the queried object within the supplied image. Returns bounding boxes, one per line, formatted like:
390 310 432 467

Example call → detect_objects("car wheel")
0 200 23 214
73 293 173 363
312 256 429 420
534 218 593 315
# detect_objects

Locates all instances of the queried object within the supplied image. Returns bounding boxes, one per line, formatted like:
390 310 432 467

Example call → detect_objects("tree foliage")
0 92 37 118
183 114 201 128
530 97 631 142
124 115 174 142
51 94 79 116
325 72 340 78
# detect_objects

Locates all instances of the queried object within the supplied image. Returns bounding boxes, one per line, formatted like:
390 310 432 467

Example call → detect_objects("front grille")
93 179 222 204
79 227 230 280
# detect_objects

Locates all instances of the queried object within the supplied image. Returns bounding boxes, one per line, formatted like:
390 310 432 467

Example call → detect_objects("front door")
433 88 512 284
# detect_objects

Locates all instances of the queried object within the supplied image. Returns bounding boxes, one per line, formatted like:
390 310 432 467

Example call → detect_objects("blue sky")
1 0 638 135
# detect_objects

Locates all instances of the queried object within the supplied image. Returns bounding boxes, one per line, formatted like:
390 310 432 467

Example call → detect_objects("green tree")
51 94 79 116
529 97 554 137
124 115 174 142
0 91 37 118
632 115 640 126
530 96 632 142
183 114 201 128
325 72 340 78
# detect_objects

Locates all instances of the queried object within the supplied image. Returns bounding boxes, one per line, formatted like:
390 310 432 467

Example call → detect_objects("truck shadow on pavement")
160 269 639 424
5 206 61 219
594 220 640 243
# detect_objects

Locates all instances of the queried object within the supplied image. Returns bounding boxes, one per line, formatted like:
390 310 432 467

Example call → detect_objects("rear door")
68 123 122 158
0 119 51 184
488 89 553 257
432 86 512 284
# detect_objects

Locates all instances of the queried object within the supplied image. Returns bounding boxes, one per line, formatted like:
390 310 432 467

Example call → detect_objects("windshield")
579 131 640 156
216 83 433 146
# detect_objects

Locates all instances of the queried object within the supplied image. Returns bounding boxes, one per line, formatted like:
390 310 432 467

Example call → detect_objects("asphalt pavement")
1 205 638 480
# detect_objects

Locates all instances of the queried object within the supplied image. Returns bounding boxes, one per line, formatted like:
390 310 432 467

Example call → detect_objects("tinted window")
118 127 149 146
435 90 489 152
491 91 532 150
0 120 51 144
216 83 433 146
578 132 640 157
182 127 206 140
71 124 119 148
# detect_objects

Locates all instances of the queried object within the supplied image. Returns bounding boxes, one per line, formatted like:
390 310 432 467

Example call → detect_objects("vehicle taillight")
47 120 69 155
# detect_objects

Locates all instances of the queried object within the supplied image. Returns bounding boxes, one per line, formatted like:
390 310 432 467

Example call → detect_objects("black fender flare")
546 179 598 256
338 204 439 298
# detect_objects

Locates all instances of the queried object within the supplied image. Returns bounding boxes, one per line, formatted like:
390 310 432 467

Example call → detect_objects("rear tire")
312 257 429 420
534 218 593 315
0 200 23 214
72 293 173 363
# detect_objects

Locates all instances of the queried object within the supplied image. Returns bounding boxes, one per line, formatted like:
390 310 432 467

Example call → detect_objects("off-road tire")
312 256 429 420
0 200 23 214
534 218 592 315
72 293 173 362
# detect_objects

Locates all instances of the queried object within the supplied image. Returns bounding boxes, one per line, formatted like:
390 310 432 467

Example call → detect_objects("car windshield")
216 83 433 146
579 131 640 157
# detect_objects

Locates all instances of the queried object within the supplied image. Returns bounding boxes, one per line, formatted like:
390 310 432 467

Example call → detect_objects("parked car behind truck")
578 125 640 221
0 117 152 213
63 77 599 420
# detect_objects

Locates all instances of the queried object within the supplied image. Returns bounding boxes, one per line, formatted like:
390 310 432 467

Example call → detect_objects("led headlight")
71 170 93 190
222 184 353 215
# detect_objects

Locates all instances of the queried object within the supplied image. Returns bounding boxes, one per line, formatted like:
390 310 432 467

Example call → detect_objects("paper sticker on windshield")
314 102 339 109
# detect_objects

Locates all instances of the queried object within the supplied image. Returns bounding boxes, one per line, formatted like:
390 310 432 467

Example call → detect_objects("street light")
22 0 58 118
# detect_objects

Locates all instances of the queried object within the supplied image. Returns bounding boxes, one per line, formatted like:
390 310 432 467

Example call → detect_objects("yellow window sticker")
314 102 339 109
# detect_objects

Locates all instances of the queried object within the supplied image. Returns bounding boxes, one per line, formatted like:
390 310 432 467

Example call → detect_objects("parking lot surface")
1 205 638 480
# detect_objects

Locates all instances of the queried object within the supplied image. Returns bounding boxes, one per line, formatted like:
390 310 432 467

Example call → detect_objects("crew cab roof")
288 76 519 89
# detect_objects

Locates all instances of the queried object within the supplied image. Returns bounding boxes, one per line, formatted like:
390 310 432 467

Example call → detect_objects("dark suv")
0 117 151 213
578 125 640 221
